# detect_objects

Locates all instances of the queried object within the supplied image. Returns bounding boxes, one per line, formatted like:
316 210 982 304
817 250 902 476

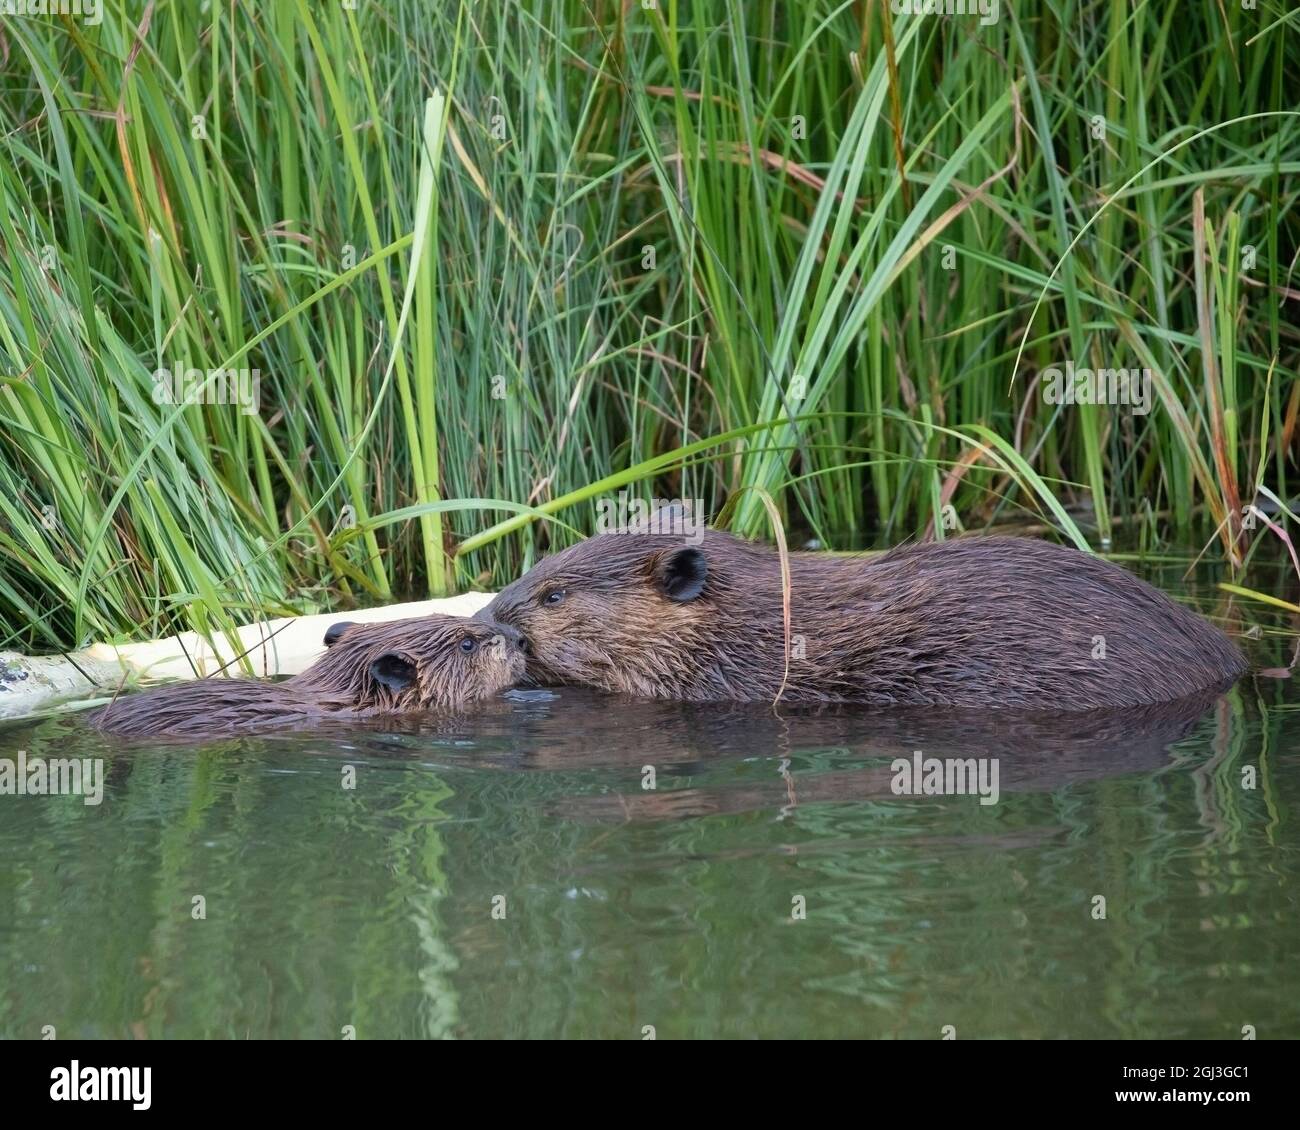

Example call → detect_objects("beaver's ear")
371 653 416 693
324 620 357 647
655 547 707 602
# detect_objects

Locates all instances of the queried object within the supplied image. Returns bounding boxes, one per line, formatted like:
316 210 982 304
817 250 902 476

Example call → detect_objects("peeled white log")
0 593 495 721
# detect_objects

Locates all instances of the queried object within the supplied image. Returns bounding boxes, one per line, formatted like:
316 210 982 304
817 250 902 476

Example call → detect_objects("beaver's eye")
543 589 567 606
459 637 477 653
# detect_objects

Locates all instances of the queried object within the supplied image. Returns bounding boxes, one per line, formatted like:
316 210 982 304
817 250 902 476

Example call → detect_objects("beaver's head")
92 614 526 740
307 614 527 711
478 531 716 697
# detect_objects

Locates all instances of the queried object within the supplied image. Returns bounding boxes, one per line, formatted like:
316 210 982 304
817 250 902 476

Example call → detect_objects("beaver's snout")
492 622 528 653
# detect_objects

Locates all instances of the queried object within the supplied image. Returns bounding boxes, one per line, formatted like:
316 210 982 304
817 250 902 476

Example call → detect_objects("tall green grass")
0 1 1296 652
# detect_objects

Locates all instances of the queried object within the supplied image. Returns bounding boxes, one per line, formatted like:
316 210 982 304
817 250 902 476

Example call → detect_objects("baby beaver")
89 615 526 739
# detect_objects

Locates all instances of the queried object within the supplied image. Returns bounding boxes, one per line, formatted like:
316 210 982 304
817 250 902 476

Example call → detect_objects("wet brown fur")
479 529 1248 709
89 615 526 739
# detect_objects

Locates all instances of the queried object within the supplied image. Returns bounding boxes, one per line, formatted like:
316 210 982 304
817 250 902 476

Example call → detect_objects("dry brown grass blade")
743 488 793 708
922 443 995 540
113 0 156 241
879 0 911 211
637 145 872 212
1192 188 1243 567
884 84 1024 289
1283 377 1300 457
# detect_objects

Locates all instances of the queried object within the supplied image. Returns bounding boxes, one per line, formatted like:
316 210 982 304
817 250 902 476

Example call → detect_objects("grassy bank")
0 1 1296 652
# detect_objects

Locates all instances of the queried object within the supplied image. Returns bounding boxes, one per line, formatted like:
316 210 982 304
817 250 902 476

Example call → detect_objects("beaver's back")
88 678 354 738
779 536 1246 708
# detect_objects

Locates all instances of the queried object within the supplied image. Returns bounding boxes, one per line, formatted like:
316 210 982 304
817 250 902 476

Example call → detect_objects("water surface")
1 562 1296 1039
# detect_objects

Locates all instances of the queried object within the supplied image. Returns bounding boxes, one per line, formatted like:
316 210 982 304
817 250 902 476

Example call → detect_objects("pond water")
1 561 1297 1039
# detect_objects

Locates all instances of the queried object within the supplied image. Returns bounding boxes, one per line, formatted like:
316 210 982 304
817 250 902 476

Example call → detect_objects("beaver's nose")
492 623 528 652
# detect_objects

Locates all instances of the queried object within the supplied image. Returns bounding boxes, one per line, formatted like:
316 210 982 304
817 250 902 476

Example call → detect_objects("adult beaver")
478 527 1247 709
90 615 526 739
